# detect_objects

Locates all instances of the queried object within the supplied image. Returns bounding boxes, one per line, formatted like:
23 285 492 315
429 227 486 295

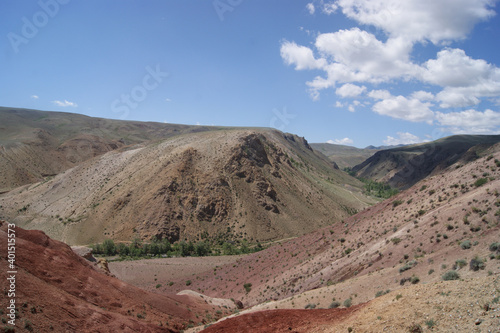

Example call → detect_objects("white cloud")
335 101 344 107
315 28 415 81
368 89 391 100
31 95 39 99
306 3 315 14
410 90 434 101
383 132 424 146
327 137 354 145
372 95 434 123
336 83 366 98
52 100 77 107
322 2 338 14
335 0 496 44
165 98 172 102
436 109 500 134
280 41 326 71
281 0 500 132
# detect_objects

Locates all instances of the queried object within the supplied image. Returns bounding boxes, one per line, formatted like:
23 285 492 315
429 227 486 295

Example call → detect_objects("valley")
1 109 500 332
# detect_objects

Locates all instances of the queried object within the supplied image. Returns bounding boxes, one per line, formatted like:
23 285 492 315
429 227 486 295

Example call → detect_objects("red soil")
201 305 364 333
0 221 230 332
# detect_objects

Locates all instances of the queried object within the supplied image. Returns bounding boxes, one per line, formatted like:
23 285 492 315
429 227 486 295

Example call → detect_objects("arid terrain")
1 109 500 332
0 111 375 245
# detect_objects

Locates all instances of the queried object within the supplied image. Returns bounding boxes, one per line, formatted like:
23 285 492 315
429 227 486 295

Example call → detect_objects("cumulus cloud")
52 100 77 107
280 41 326 71
327 137 354 145
368 89 391 100
436 109 500 134
410 91 434 101
336 83 366 98
383 132 424 146
335 0 496 44
372 95 434 123
281 0 500 133
315 28 415 80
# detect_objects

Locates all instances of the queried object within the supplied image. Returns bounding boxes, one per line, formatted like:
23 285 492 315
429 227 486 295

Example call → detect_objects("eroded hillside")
0 221 237 332
0 128 374 245
161 143 500 313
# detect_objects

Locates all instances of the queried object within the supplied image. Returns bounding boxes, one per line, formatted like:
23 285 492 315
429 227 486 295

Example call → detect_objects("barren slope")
0 128 374 245
0 221 237 332
160 143 500 311
0 107 218 192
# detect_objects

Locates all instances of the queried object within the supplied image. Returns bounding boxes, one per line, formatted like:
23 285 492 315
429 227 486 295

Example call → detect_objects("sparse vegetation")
343 298 352 308
442 270 460 281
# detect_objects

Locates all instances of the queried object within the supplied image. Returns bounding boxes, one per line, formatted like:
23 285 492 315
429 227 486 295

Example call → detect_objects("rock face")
71 246 96 262
1 129 373 245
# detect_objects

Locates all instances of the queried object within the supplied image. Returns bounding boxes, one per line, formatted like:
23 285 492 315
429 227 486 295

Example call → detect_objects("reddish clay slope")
202 305 364 333
0 222 230 332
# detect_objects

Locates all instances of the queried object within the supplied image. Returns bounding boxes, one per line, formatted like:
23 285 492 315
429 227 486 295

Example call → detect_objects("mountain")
352 134 500 189
0 221 238 332
157 142 500 331
0 110 376 245
310 143 379 169
0 107 219 192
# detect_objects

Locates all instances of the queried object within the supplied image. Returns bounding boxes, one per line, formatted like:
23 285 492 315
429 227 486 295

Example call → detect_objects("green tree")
102 239 116 256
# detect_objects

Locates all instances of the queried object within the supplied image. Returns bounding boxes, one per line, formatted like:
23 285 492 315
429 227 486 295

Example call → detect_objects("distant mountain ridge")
352 134 500 189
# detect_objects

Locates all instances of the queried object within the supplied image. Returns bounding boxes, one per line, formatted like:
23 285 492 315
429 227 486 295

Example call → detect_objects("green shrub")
185 280 192 286
490 242 500 252
304 303 316 309
460 240 472 250
343 298 352 308
442 270 460 281
399 260 417 273
243 283 252 293
329 301 341 309
454 259 467 269
474 178 488 187
469 257 485 271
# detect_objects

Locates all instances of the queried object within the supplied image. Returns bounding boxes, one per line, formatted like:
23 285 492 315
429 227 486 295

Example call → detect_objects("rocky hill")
0 125 375 245
352 134 500 189
158 142 500 331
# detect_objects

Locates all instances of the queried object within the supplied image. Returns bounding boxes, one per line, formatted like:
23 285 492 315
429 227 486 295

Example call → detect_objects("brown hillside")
160 143 500 311
0 221 237 333
0 128 375 245
0 107 218 192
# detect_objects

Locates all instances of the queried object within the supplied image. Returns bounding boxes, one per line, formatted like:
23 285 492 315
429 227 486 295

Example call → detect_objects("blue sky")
1 0 500 147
